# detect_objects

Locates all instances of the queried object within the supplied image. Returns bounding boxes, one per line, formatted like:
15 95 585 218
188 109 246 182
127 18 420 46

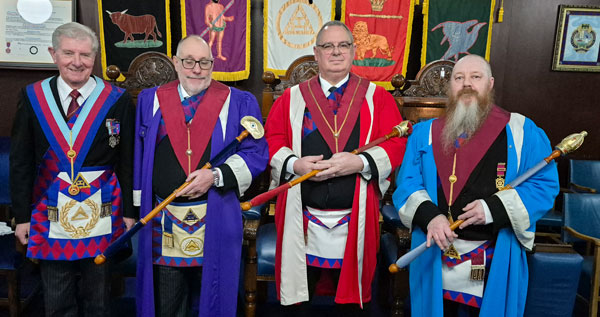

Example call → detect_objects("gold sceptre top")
555 131 587 155
393 120 413 138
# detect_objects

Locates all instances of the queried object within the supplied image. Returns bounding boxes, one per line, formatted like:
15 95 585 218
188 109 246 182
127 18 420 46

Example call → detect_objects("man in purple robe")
133 35 268 317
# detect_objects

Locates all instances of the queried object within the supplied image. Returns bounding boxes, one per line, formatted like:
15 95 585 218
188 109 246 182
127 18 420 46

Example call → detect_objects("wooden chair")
105 51 177 104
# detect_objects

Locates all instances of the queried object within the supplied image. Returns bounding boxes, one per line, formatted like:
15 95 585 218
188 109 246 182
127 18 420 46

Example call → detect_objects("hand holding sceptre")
389 130 588 273
240 121 413 211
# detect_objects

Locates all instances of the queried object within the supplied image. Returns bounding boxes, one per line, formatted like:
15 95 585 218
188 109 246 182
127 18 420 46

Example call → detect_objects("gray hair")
52 22 99 54
175 35 212 58
315 21 354 45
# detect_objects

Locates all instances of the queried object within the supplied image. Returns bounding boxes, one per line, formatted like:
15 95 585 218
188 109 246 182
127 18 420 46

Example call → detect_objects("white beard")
442 98 484 150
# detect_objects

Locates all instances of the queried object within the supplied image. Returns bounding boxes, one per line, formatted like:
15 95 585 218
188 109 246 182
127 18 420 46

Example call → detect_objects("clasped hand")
293 152 364 182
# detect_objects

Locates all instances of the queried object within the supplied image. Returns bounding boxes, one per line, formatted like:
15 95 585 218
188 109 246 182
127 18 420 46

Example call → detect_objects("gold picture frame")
552 5 600 72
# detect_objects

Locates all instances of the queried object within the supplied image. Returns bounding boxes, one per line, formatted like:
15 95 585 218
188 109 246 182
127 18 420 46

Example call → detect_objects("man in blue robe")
133 35 268 317
393 55 559 316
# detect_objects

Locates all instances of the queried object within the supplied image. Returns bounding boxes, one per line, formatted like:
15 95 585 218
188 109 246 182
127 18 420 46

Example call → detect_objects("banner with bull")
264 0 335 76
421 0 495 66
182 0 250 81
341 0 415 90
97 0 172 80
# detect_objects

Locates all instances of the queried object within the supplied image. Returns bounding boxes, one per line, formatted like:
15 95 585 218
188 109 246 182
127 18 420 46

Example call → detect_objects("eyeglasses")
315 41 354 54
177 57 214 70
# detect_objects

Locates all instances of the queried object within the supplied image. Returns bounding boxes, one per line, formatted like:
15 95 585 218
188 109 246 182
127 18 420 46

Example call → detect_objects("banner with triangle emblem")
264 0 335 75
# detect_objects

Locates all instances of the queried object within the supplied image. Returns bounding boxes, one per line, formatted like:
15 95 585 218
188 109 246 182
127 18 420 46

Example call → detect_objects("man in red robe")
265 20 406 315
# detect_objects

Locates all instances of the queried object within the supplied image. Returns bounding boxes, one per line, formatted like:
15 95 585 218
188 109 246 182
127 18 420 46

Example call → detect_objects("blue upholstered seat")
524 249 583 316
256 223 276 277
569 159 600 193
562 193 600 317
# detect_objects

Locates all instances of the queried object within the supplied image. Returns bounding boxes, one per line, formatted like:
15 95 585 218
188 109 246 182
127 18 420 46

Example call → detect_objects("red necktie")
66 89 81 121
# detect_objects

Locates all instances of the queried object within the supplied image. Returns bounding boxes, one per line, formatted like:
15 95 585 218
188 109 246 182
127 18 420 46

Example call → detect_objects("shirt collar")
57 76 96 106
178 84 209 101
319 74 349 97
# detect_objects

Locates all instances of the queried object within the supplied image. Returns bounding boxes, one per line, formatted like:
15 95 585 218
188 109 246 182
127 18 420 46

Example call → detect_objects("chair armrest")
563 226 600 247
242 203 267 241
569 182 597 194
381 204 406 229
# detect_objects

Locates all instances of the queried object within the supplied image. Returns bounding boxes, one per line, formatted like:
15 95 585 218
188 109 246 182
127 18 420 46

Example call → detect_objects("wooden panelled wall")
0 0 598 173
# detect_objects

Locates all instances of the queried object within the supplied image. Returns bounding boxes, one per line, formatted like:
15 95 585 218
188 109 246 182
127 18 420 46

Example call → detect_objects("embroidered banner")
97 0 173 80
264 0 335 76
421 0 495 66
182 0 250 81
342 0 415 90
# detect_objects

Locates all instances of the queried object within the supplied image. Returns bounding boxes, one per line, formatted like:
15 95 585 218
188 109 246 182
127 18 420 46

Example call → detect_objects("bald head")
454 54 492 78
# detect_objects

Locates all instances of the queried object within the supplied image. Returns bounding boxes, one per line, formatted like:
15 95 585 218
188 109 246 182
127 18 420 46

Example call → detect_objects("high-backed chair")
106 51 177 104
569 159 600 193
562 193 600 316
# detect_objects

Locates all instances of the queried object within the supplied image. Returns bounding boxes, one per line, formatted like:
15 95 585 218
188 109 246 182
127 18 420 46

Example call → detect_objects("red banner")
342 0 414 89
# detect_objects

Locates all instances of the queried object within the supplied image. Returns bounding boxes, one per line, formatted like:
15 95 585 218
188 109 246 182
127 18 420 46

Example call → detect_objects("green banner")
422 0 495 66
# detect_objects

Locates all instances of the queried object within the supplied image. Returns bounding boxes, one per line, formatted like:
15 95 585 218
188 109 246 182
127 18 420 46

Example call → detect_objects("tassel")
101 203 112 218
163 232 174 248
471 265 485 280
48 206 58 222
498 0 505 23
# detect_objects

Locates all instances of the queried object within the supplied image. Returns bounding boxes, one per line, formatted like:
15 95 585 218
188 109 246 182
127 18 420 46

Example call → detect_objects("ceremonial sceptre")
240 121 413 211
389 131 588 273
95 116 264 265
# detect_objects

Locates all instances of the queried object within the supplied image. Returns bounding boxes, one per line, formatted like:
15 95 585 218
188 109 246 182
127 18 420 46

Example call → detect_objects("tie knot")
69 89 80 100
328 86 337 94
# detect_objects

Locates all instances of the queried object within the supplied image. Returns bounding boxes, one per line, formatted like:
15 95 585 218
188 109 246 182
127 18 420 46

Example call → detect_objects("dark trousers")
153 264 203 317
283 266 370 317
39 258 110 317
443 299 481 317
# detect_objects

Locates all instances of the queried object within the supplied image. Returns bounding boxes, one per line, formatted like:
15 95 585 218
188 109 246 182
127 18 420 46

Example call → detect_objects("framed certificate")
0 0 75 69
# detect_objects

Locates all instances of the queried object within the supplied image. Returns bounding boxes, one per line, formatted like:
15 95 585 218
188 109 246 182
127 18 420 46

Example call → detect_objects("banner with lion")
342 0 415 90
97 0 172 80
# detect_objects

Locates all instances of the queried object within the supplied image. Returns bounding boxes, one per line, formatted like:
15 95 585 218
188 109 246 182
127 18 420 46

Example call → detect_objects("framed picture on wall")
0 0 75 69
552 5 600 72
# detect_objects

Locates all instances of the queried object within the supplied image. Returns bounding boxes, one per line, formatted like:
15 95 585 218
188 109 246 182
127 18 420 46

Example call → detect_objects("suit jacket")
10 76 135 224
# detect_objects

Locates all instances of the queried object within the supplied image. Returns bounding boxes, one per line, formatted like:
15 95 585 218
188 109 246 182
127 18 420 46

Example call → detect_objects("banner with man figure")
264 0 335 76
421 0 496 66
342 0 415 90
182 0 250 81
97 0 172 80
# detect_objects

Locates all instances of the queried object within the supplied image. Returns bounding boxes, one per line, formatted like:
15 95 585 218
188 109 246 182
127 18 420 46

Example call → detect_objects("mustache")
457 87 477 98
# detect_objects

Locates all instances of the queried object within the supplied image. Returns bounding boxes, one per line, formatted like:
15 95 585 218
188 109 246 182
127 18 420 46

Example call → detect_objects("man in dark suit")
10 22 135 317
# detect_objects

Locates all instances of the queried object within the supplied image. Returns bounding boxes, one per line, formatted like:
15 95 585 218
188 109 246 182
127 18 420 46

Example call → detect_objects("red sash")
432 105 510 203
299 74 369 153
156 80 230 175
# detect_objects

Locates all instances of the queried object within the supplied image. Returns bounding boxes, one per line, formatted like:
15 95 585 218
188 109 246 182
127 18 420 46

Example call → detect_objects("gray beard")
441 99 486 151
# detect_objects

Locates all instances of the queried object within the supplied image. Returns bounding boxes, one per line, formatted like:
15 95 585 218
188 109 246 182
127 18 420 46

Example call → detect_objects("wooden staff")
95 116 264 265
389 130 588 273
240 121 413 211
